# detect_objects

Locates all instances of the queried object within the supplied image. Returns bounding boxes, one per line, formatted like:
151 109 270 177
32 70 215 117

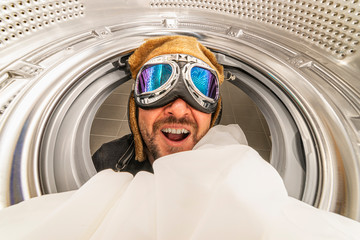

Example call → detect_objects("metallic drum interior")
0 0 359 221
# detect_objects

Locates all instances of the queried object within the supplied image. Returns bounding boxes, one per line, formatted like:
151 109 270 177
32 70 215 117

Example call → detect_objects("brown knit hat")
128 35 224 161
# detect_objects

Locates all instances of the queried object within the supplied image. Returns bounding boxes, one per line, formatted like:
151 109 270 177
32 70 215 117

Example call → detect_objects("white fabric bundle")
1 124 359 239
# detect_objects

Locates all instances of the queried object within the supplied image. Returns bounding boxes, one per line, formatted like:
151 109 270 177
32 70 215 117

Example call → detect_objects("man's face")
138 98 212 164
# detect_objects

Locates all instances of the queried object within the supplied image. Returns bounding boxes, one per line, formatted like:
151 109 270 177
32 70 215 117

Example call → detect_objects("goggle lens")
137 64 172 94
190 66 218 99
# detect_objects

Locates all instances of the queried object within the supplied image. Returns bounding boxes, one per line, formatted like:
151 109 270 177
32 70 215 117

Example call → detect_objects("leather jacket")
92 134 153 175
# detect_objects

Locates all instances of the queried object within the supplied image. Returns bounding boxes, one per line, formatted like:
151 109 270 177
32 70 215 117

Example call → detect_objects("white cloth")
1 124 359 239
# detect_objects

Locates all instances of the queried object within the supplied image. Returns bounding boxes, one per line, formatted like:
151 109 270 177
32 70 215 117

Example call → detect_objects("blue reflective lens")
190 66 218 99
138 64 172 93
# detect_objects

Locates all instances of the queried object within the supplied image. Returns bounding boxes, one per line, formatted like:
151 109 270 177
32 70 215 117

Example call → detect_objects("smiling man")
137 98 212 165
92 35 224 174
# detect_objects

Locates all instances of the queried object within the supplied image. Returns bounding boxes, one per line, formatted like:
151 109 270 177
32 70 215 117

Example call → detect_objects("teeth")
162 128 189 134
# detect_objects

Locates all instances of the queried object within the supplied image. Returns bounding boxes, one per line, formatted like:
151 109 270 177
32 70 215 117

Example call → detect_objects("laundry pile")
1 125 359 239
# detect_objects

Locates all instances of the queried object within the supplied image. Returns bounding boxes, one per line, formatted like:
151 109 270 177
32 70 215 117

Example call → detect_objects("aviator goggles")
134 54 220 113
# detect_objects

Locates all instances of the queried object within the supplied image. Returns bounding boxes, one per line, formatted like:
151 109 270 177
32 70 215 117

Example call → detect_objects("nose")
165 98 191 118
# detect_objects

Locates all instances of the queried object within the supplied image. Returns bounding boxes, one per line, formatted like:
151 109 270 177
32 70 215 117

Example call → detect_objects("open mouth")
161 128 190 142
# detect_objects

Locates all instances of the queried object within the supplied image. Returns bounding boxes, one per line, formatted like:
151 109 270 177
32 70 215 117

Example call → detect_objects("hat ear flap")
128 91 146 161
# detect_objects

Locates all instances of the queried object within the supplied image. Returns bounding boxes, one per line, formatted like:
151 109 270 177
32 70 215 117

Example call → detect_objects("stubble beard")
141 116 203 161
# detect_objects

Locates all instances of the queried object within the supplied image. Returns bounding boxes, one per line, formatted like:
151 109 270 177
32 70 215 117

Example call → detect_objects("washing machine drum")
0 0 359 221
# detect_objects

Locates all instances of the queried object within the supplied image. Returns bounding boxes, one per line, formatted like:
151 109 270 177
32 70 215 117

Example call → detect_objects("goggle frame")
134 54 220 112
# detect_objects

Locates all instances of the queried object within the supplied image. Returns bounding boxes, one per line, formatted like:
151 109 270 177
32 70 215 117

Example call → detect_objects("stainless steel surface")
0 0 359 221
151 0 360 60
0 0 85 49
